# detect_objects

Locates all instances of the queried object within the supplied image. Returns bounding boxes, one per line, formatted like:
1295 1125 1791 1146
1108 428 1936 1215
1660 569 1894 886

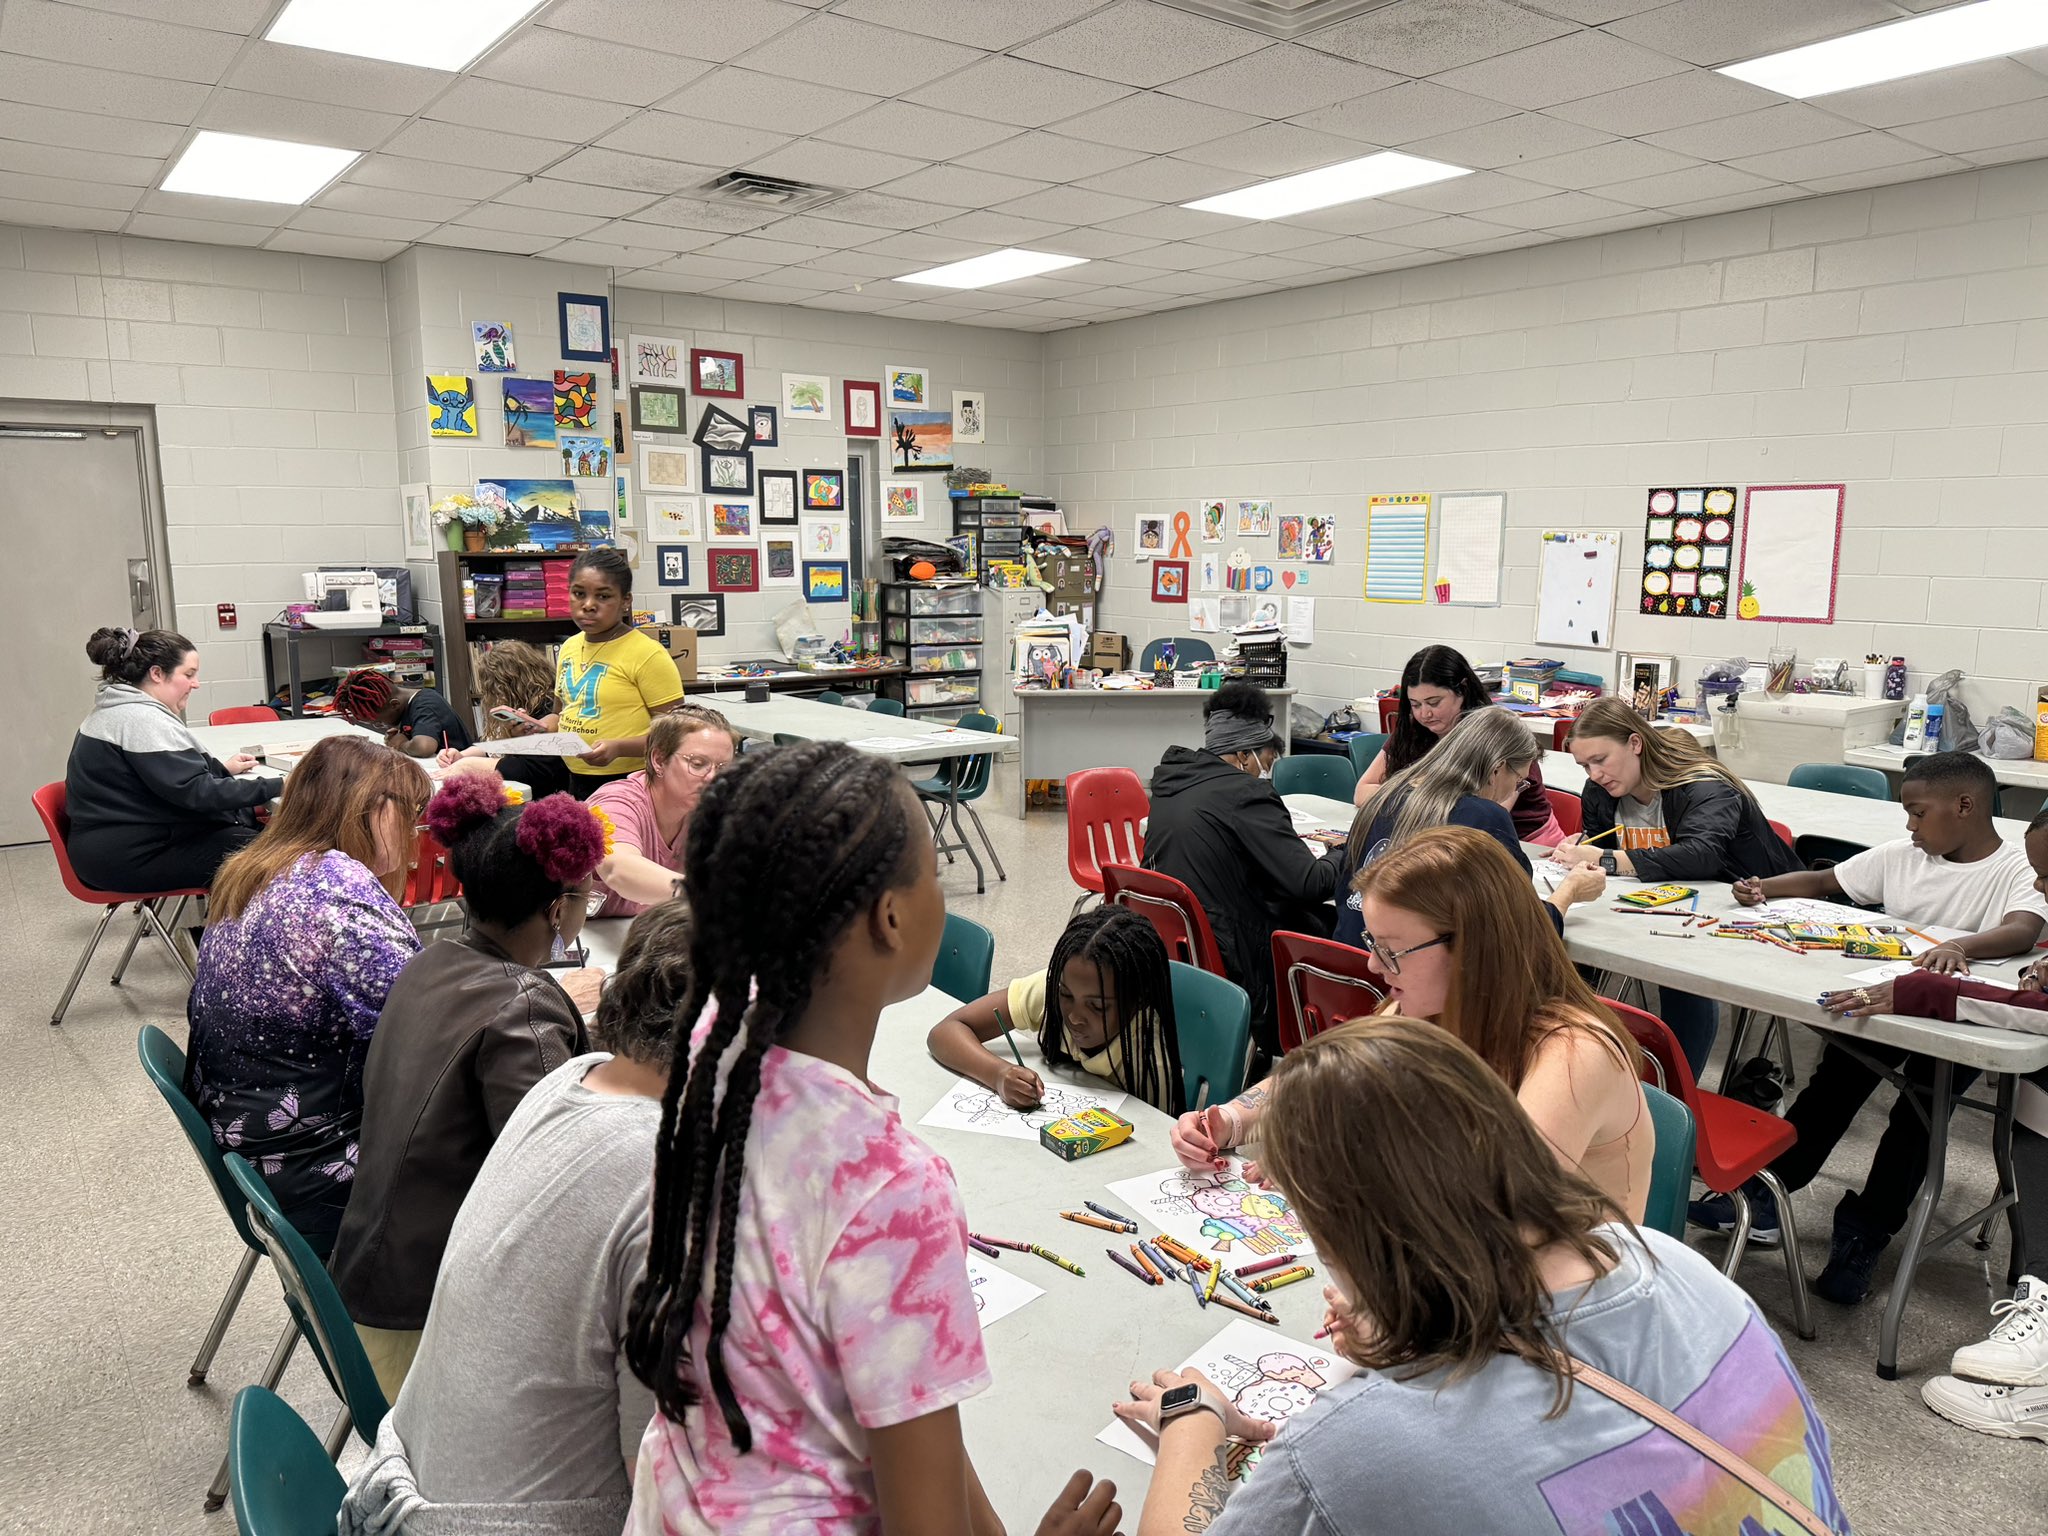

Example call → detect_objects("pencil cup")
1862 665 1884 699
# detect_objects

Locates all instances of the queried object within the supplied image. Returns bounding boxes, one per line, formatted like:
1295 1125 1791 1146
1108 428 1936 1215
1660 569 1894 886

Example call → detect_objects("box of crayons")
1040 1107 1135 1160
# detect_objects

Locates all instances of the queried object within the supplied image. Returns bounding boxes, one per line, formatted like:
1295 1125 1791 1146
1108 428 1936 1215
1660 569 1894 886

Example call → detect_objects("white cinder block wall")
1044 160 2048 726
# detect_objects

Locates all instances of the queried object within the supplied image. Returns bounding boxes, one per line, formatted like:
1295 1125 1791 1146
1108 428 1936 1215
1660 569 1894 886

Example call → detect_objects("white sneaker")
1949 1275 2048 1387
1921 1376 2048 1442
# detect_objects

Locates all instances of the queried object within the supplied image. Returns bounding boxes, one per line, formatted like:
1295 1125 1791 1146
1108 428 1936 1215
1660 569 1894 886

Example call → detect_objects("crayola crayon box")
1040 1107 1135 1160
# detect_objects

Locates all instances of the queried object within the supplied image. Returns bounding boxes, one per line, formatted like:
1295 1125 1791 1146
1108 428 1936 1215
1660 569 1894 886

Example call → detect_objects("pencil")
1106 1248 1154 1286
1130 1243 1163 1283
1577 825 1622 847
1210 1292 1282 1326
1002 1031 1028 1069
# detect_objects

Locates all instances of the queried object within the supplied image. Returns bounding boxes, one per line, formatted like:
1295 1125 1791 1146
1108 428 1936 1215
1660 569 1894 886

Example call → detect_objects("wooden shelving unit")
435 549 581 723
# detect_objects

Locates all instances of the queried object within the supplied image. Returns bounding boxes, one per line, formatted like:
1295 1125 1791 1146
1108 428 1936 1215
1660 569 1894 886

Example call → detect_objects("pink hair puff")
515 791 608 885
424 769 508 844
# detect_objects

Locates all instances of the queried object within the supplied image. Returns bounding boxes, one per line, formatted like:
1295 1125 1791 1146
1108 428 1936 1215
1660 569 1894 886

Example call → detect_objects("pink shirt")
628 1036 990 1535
589 771 681 918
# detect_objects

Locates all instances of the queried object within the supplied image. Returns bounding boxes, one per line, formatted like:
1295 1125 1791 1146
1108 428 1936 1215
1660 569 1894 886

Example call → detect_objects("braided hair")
1040 907 1182 1112
331 668 398 726
626 740 921 1449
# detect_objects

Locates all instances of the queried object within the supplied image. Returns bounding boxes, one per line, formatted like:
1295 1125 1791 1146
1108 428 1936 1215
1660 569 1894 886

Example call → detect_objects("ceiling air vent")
697 171 844 216
1155 0 1399 39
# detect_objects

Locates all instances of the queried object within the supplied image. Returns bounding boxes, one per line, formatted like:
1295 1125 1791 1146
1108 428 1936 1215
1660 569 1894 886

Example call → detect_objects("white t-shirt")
1832 837 2048 934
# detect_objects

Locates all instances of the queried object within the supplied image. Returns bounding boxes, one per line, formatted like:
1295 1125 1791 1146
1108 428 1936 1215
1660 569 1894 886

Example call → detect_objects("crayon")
1029 1244 1085 1277
1210 1292 1282 1326
1185 1261 1207 1307
1130 1243 1163 1283
1218 1271 1271 1311
1204 1254 1222 1305
1249 1266 1315 1294
1106 1248 1154 1286
1138 1240 1180 1282
1085 1201 1135 1228
971 1233 1032 1253
1156 1235 1209 1270
1060 1210 1124 1233
1234 1253 1299 1278
967 1236 1001 1260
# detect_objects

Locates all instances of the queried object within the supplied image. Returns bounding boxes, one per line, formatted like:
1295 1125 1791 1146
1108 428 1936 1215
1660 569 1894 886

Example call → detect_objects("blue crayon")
1186 1260 1207 1307
1139 1240 1180 1282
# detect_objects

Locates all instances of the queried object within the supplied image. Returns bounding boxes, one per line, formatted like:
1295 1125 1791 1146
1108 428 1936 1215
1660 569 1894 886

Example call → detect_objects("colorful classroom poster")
918 1072 1129 1143
1362 493 1430 603
1641 487 1736 618
1738 484 1845 623
1103 1160 1316 1262
965 1257 1043 1330
1431 491 1504 606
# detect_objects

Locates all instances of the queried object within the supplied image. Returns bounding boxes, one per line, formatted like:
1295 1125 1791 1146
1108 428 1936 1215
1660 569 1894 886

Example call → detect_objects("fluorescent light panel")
162 131 360 205
899 249 1089 288
1185 151 1470 220
266 0 545 72
1719 0 2048 99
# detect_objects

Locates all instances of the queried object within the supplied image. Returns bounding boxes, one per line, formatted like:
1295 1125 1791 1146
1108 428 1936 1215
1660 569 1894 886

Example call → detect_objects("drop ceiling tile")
1292 79 1516 147
1186 219 1337 255
137 189 296 225
316 184 474 223
0 0 240 84
0 100 181 158
1893 98 2048 156
833 0 1110 50
660 68 880 135
810 190 966 229
1175 121 1377 176
1605 0 1902 68
1479 190 1643 229
1547 67 1776 136
225 43 448 116
1093 203 1238 240
748 266 843 293
1801 156 1971 190
0 169 141 210
1512 140 1701 191
71 0 271 30
1433 30 1687 112
1401 112 1609 170
906 57 1130 127
1283 196 1440 235
992 185 1156 225
746 139 927 190
380 120 573 176
492 178 657 217
789 289 901 312
0 139 159 186
347 155 522 200
928 209 1073 245
1373 214 1518 249
1957 137 2048 167
1537 0 1683 18
631 193 785 233
1593 162 1780 208
1302 0 1574 75
620 267 721 295
125 213 273 245
1643 103 1862 160
1286 233 1428 267
1376 168 1556 212
288 208 436 242
852 229 995 261
1196 252 1327 282
419 225 560 256
990 271 1107 297
712 279 833 303
539 0 810 61
1012 0 1266 90
544 147 718 195
1050 92 1259 154
196 90 408 151
1032 226 1166 259
1730 132 1943 184
596 113 791 170
428 78 640 140
0 55 210 122
544 240 675 269
878 164 1053 208
957 131 1147 182
1159 44 1399 119
264 229 407 261
698 234 835 265
0 193 129 228
1067 156 1240 207
817 101 1019 157
1819 61 2048 131
585 220 725 253
1124 239 1244 269
476 31 713 108
734 14 983 96
749 212 889 248
448 202 604 239
801 248 915 278
1440 229 1555 256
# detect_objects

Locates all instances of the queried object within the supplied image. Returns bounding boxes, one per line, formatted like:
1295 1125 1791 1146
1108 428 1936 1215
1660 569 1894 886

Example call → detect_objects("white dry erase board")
1535 529 1622 651
1432 491 1505 607
1738 484 1843 624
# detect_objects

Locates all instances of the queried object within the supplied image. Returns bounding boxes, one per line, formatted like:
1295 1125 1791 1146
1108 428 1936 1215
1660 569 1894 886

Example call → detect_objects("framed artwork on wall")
671 593 724 635
707 547 759 593
844 379 880 436
631 387 684 433
691 347 743 397
762 533 800 588
758 469 799 525
639 442 694 493
783 372 832 420
556 292 609 362
803 467 845 511
628 334 684 387
701 448 753 496
656 545 690 587
693 404 750 452
1151 560 1189 603
748 403 779 448
883 363 929 408
803 561 848 603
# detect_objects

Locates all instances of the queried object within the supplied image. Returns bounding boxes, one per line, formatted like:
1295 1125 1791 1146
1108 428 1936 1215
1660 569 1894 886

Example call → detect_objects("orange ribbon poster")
1169 510 1192 559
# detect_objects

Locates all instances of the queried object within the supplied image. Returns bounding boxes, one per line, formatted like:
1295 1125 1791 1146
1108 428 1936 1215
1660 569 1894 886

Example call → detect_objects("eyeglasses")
1360 930 1452 975
672 753 728 778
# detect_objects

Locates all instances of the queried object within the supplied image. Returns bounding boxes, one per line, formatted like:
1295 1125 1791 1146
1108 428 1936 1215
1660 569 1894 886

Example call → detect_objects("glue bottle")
1901 692 1931 751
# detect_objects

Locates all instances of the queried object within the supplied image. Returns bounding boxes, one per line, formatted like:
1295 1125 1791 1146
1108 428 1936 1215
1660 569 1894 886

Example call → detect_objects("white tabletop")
186 715 378 762
693 693 1017 763
1847 744 2048 792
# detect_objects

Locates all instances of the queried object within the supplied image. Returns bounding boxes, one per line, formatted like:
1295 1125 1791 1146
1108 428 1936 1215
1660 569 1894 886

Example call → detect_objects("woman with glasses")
1173 826 1653 1223
1335 707 1604 951
589 706 738 917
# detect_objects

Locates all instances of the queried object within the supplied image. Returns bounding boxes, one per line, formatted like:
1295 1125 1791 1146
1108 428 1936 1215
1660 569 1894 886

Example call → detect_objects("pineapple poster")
1640 487 1735 619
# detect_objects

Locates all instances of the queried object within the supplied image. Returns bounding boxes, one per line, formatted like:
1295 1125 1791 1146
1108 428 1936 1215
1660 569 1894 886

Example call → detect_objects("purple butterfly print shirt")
183 850 420 1241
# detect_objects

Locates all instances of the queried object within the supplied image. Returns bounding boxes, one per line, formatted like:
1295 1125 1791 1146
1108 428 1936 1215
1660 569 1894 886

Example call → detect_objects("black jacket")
331 930 587 1330
1144 747 1342 1047
1579 776 1802 884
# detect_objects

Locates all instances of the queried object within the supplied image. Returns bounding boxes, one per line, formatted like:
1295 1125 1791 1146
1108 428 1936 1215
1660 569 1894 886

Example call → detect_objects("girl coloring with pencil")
624 741 1121 1536
928 906 1185 1114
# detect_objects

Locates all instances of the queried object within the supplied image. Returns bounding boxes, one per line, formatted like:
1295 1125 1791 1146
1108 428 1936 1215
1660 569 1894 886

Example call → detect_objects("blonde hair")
646 704 738 768
476 641 559 741
1568 697 1755 800
1352 706 1538 852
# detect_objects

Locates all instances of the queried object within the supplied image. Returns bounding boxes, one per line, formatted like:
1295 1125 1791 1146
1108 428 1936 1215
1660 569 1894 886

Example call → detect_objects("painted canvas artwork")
476 478 578 547
471 321 513 372
889 409 953 472
554 371 596 429
426 375 476 437
502 378 556 447
559 434 611 479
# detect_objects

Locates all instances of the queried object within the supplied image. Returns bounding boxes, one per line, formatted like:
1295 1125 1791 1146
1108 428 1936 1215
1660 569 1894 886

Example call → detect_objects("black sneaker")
1814 1200 1890 1305
1687 1179 1781 1247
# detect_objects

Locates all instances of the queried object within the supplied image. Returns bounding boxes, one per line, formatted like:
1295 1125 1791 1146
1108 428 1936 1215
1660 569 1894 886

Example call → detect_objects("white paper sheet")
1095 1319 1356 1478
1739 485 1842 623
478 732 595 758
845 735 928 751
1838 961 2018 991
1535 529 1621 650
966 1256 1044 1329
1285 595 1314 645
1188 597 1220 634
1432 491 1505 607
1103 1160 1316 1262
918 1073 1129 1142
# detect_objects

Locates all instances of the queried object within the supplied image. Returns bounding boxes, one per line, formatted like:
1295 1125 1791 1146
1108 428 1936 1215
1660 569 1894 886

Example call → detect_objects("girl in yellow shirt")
541 549 686 797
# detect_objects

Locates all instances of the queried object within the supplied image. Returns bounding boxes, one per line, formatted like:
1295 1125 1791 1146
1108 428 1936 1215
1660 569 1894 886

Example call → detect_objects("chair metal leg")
1070 889 1096 918
187 1248 261 1385
1722 1187 1754 1276
1985 1073 2024 1287
323 1406 354 1460
50 903 121 1025
1878 1057 1952 1379
1757 1169 1815 1340
109 901 153 987
206 1318 299 1511
963 803 1006 882
142 897 197 981
944 796 985 894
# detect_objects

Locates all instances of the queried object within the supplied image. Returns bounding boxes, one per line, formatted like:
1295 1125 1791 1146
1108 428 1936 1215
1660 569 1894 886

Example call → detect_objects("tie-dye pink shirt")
628 1041 991 1534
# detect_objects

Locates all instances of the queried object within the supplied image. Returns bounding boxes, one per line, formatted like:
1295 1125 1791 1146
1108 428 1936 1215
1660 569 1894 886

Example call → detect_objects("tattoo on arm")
1182 1442 1233 1533
1238 1085 1268 1110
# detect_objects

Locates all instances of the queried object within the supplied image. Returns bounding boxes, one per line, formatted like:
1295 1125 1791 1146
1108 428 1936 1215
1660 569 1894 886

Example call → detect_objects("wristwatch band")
1161 1387 1231 1429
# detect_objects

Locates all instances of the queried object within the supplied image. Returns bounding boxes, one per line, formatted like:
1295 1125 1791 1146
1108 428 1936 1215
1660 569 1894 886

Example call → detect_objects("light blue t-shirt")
1211 1226 1850 1536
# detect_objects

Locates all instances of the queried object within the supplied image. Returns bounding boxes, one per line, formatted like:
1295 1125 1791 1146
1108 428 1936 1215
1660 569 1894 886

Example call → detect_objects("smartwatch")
1158 1382 1229 1430
1598 852 1619 875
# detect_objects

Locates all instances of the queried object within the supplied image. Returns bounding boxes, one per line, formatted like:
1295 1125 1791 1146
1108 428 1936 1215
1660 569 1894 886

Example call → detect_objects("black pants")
1772 1040 1979 1239
2016 1067 2047 1276
492 753 576 800
70 819 257 895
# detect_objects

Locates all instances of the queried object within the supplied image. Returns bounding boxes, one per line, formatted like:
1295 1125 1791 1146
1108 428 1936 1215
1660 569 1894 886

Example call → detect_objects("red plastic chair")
1376 694 1401 732
1544 787 1583 838
1271 931 1386 1054
1550 718 1575 751
401 827 464 931
1768 819 1795 850
1102 864 1226 977
1607 1000 1814 1339
208 706 280 726
1064 768 1147 916
31 782 204 1026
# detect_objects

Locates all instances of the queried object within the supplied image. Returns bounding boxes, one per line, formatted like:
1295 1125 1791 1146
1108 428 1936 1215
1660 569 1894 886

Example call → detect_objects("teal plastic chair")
867 698 906 717
228 1387 346 1536
772 732 806 746
1346 732 1386 780
933 913 995 1004
1138 637 1217 670
1787 763 1890 801
816 691 845 706
1641 1084 1696 1240
1271 753 1356 801
913 710 1005 892
1170 961 1251 1114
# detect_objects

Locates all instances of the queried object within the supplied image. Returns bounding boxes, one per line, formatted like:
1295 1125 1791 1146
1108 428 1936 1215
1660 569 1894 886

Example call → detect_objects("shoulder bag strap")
1565 1356 1834 1536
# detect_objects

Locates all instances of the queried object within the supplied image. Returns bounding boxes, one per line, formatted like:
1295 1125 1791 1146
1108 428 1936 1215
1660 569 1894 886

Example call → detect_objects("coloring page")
919 1075 1129 1142
1096 1319 1355 1479
966 1256 1044 1330
1104 1160 1316 1261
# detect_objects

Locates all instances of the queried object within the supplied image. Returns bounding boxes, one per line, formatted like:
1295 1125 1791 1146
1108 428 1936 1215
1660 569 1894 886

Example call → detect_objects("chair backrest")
1544 786 1583 837
1767 818 1795 850
209 705 281 726
866 698 906 717
1138 637 1216 670
401 826 461 908
1064 768 1148 895
1270 754 1357 802
815 692 845 706
1270 931 1386 1055
1103 863 1227 976
1640 1085 1696 1240
1376 694 1401 732
943 710 1002 801
933 912 995 1004
1607 999 1696 1104
1345 732 1385 779
224 1154 390 1445
138 1025 262 1253
772 732 806 746
1170 961 1251 1113
228 1386 347 1536
1794 833 1871 872
1550 718 1575 752
1787 762 1891 801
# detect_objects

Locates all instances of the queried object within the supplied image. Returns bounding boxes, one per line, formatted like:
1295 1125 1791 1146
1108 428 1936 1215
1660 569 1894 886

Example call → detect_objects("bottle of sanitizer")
1902 692 1931 752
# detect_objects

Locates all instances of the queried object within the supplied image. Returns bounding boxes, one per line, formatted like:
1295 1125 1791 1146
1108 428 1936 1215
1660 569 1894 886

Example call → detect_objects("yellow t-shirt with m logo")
555 629 684 777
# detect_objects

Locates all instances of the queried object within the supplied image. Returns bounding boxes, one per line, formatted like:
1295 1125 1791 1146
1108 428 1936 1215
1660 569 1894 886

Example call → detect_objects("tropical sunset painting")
889 409 953 472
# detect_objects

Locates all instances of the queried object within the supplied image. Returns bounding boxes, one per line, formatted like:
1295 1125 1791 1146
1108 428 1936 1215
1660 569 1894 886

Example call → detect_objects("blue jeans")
1658 988 1718 1082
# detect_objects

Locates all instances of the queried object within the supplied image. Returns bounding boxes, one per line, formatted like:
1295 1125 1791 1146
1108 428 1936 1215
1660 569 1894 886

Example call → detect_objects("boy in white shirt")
1691 752 2048 1305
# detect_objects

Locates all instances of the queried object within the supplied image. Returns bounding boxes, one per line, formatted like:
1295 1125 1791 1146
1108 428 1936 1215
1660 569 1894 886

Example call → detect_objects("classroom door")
0 421 166 846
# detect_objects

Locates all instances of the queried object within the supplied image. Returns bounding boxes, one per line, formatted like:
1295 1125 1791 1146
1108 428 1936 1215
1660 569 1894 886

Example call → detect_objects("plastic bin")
909 643 982 673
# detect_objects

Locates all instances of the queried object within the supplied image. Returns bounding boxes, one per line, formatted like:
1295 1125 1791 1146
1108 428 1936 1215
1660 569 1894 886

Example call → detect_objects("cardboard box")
655 625 698 682
1085 631 1126 671
2036 684 2048 762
